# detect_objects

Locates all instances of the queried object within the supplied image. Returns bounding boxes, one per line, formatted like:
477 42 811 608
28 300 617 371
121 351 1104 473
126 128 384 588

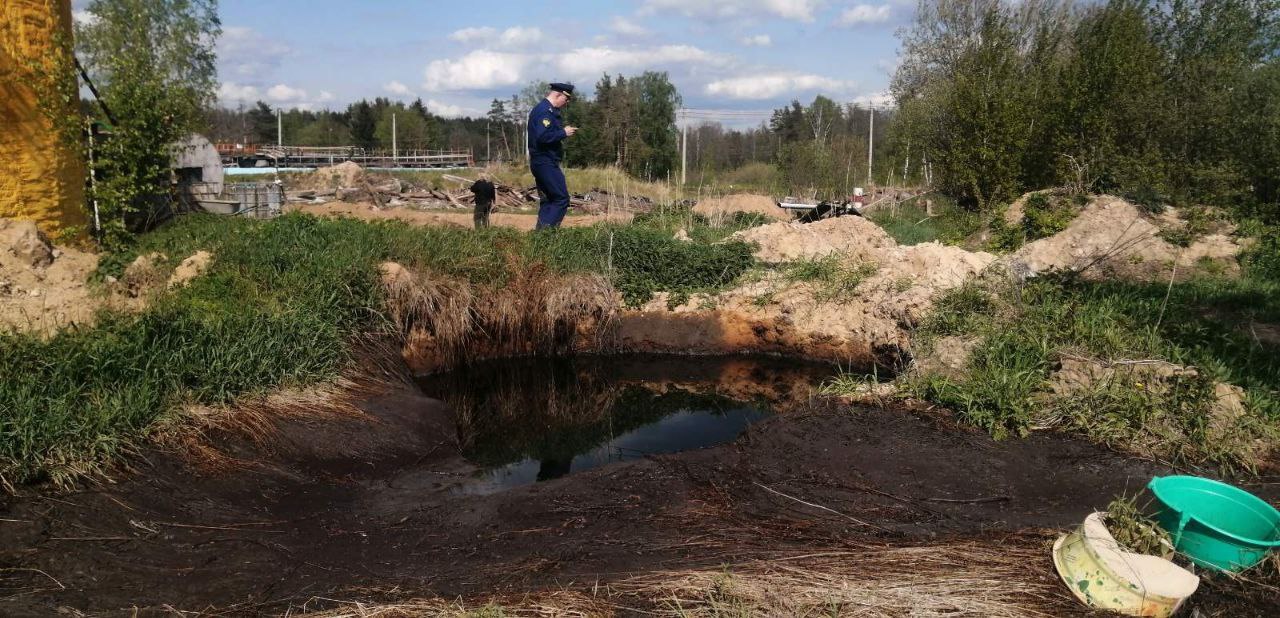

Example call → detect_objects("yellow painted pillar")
0 0 87 237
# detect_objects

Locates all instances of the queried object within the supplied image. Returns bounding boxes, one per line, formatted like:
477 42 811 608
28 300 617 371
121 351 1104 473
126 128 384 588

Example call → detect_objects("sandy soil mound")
622 218 996 368
732 215 897 262
0 219 106 335
693 194 786 222
294 161 366 191
168 251 213 288
1010 196 1242 281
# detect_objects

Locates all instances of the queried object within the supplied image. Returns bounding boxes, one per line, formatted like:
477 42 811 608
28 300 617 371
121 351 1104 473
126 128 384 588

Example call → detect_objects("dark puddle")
415 354 839 493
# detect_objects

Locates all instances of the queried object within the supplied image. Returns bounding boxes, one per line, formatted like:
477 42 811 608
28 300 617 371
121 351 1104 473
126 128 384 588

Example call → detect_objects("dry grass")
617 541 1069 617
381 259 620 373
153 337 409 472
287 537 1077 618
285 591 611 617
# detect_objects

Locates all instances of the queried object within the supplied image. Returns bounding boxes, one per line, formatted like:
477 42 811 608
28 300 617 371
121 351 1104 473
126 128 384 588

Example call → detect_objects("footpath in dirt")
4 354 1260 615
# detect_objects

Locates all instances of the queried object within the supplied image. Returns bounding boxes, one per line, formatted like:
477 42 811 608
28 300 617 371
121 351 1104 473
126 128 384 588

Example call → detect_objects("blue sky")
81 0 912 122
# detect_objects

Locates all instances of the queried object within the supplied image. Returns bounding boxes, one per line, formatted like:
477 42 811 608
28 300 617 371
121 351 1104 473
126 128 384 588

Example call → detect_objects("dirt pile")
1009 196 1243 281
693 194 786 221
0 218 104 334
732 215 897 262
311 161 365 189
622 218 996 368
168 251 213 288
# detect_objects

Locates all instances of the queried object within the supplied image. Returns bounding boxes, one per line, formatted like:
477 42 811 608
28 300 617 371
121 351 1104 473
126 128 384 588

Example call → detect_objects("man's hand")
564 125 578 137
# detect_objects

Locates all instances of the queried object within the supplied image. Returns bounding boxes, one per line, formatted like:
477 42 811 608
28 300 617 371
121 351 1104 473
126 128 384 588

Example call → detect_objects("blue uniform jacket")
527 98 566 165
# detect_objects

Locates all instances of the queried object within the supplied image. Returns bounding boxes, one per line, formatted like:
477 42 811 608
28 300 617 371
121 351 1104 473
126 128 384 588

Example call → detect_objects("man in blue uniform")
527 82 577 229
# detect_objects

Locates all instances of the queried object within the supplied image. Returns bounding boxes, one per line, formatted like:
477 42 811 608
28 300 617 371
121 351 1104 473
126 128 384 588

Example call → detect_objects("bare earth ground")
3 364 1276 615
0 219 106 334
286 202 635 230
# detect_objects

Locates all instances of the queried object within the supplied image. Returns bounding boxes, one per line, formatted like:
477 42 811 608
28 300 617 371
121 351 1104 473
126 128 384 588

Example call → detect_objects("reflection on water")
415 354 837 494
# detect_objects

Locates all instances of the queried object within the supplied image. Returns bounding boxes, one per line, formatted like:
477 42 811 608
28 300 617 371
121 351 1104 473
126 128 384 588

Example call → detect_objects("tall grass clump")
868 193 982 246
900 270 1280 471
1 212 756 488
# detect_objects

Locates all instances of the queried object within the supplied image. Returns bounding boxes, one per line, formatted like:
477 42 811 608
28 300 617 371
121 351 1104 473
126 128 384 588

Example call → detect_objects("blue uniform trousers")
531 162 569 229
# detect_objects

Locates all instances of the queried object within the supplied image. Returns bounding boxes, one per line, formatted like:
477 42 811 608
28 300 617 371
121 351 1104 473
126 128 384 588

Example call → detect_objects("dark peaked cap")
549 83 575 96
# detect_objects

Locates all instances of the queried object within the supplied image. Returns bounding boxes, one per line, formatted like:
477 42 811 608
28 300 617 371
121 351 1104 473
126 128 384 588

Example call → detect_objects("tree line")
890 0 1280 216
207 71 685 181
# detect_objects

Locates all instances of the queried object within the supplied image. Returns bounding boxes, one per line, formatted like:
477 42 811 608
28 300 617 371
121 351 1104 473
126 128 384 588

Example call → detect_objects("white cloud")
448 26 497 43
384 80 415 97
317 91 335 103
611 16 650 37
558 45 726 78
218 81 260 103
266 83 308 102
449 26 544 48
218 26 292 78
499 26 544 47
705 73 852 99
839 4 892 26
423 50 527 91
427 99 475 118
641 0 822 22
741 34 772 46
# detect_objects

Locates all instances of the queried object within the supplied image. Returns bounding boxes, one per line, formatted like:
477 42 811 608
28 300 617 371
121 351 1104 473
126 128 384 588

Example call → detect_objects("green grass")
895 270 1280 471
1 211 756 487
782 255 879 302
867 193 982 246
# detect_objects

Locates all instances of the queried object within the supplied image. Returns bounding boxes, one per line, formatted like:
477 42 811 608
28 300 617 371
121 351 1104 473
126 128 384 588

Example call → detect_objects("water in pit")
415 354 839 494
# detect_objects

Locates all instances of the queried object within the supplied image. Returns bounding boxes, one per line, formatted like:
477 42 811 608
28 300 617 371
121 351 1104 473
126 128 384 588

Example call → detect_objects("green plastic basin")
1147 475 1280 572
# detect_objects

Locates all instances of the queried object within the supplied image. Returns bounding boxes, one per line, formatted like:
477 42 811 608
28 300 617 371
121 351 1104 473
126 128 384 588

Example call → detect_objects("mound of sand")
0 219 103 334
731 215 897 262
299 161 366 190
693 194 786 222
1010 196 1242 281
621 215 997 366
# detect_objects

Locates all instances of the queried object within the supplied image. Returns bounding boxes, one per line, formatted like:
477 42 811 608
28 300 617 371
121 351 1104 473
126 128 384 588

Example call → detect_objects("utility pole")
866 105 874 186
392 112 398 163
680 109 687 186
486 120 491 163
276 108 282 147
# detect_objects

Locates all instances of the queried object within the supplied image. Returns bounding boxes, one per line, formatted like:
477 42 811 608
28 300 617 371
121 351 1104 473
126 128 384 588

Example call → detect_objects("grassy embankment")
840 196 1280 472
0 206 759 489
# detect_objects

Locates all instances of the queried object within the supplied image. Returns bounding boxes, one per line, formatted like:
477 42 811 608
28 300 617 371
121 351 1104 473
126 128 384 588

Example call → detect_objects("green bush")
1242 228 1280 281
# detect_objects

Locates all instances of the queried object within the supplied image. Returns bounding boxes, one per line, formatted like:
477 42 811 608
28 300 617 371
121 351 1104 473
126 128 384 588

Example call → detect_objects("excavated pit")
7 351 1273 615
416 354 839 494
